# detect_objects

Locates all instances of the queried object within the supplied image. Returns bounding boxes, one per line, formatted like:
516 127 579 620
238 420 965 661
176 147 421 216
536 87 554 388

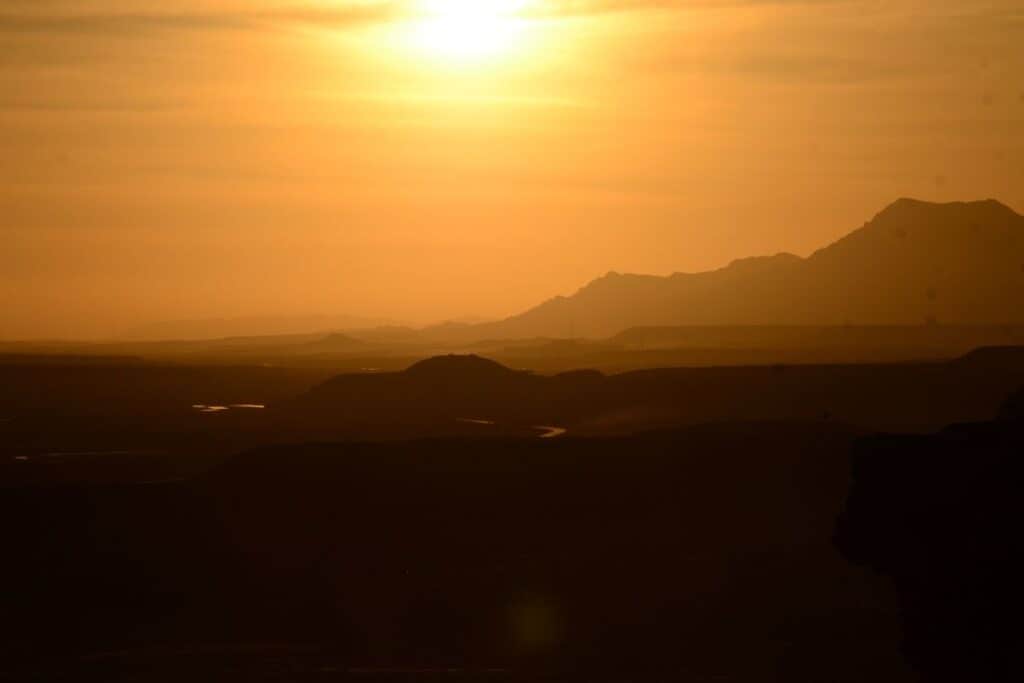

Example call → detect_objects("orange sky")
1 1 1022 338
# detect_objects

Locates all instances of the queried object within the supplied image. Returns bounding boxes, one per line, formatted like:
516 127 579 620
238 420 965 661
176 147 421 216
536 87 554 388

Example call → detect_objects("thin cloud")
0 0 1014 37
0 92 183 112
0 3 406 35
526 0 850 18
0 0 855 36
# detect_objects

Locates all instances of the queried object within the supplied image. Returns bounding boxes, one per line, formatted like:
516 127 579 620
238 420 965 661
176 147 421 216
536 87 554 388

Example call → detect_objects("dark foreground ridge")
2 421 911 681
837 392 1024 681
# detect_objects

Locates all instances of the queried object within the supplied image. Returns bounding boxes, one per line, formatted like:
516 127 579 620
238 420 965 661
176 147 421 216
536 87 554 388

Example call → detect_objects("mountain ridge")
435 198 1024 340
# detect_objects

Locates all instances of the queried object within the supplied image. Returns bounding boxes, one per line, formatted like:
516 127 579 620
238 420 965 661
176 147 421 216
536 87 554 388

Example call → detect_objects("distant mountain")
118 314 403 341
453 199 1024 339
298 333 370 354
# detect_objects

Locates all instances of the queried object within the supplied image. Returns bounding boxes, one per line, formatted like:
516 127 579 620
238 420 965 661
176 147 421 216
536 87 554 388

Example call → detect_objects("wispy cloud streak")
0 2 405 35
0 0 866 36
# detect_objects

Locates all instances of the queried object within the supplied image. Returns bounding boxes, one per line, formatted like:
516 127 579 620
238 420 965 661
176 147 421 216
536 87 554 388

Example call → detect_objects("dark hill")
444 199 1024 339
1000 386 1024 420
289 355 591 432
284 348 1024 438
837 415 1024 680
403 353 520 379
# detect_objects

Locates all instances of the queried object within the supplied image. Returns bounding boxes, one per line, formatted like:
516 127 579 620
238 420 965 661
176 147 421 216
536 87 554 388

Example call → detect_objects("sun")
410 0 530 62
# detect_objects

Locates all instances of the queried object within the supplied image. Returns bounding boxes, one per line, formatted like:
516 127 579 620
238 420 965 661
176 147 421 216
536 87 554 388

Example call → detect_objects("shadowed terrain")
283 348 1024 438
1 343 1023 680
837 389 1024 681
4 349 1024 463
3 421 914 681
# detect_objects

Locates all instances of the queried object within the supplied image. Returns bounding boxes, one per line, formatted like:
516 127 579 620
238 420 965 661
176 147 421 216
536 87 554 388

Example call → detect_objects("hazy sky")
2 0 1022 338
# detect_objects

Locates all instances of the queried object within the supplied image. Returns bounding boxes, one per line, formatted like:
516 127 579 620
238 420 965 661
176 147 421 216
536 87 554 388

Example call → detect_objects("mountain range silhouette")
434 199 1024 339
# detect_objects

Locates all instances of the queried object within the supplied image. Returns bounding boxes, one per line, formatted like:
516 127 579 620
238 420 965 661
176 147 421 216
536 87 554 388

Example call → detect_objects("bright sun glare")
410 0 530 62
